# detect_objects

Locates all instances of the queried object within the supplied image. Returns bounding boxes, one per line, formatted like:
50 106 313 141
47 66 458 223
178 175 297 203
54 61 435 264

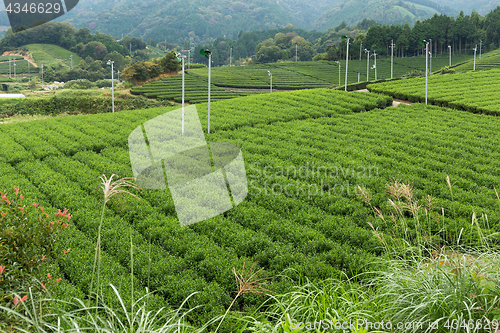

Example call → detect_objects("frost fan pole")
176 52 186 135
341 36 350 91
201 49 212 133
364 49 370 81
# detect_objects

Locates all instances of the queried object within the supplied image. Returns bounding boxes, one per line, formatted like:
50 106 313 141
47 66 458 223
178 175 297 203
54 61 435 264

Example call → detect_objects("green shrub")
65 79 96 89
95 79 119 88
440 66 456 74
0 187 73 325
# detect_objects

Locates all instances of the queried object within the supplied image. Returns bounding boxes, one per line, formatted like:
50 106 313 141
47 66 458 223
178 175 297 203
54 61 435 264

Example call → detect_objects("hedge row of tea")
130 73 260 104
190 65 331 89
0 96 173 118
4 90 500 328
0 90 392 328
367 69 500 115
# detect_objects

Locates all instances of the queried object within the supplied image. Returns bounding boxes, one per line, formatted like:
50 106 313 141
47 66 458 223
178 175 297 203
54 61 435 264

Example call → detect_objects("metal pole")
230 47 232 66
188 50 190 72
358 72 360 83
373 51 377 81
391 39 394 79
425 42 428 105
13 62 15 77
360 42 362 60
345 38 350 91
182 56 185 135
365 50 369 81
429 38 432 75
473 45 477 71
335 62 340 87
208 53 211 133
295 43 297 62
41 64 43 90
9 57 11 78
270 73 272 92
480 40 482 59
448 45 451 67
111 62 114 113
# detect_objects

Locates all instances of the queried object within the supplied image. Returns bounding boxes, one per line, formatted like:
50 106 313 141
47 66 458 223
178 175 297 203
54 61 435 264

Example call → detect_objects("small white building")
0 94 26 98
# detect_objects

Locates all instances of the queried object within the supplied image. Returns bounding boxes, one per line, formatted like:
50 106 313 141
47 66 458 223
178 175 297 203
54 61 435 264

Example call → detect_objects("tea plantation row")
367 68 500 115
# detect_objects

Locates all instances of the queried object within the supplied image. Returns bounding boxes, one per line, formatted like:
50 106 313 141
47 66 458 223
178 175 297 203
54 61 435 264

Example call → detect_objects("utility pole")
479 40 482 59
188 50 191 72
360 42 362 60
429 38 432 75
372 51 378 81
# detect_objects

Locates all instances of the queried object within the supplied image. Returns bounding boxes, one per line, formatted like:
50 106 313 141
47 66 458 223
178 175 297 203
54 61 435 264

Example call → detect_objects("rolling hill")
0 0 475 44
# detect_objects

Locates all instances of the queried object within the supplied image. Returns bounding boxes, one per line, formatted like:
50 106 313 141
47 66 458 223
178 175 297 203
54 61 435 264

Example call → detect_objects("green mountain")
310 0 457 31
0 0 497 44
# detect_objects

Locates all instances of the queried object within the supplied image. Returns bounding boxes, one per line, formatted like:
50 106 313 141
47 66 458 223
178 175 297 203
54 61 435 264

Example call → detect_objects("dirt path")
356 88 411 107
2 51 38 67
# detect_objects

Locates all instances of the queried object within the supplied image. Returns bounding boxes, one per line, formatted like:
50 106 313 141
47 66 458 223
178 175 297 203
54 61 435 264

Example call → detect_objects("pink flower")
56 278 61 283
17 205 25 215
42 283 46 289
32 202 39 208
19 195 24 200
1 212 6 218
63 248 70 254
41 255 46 262
0 266 5 275
13 187 19 196
47 273 51 280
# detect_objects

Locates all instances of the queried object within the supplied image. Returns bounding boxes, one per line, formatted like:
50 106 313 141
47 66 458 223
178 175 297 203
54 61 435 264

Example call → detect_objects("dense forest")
190 7 500 66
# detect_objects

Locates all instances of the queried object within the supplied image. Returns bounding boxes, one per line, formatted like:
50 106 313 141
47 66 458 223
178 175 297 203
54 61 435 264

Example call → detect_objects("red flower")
55 208 72 221
1 192 9 203
63 248 70 254
0 266 5 275
56 278 61 283
13 187 19 196
62 222 73 228
42 283 46 289
41 255 46 262
47 273 52 280
17 205 25 215
32 202 39 208
19 195 24 200
13 295 26 306
0 212 6 218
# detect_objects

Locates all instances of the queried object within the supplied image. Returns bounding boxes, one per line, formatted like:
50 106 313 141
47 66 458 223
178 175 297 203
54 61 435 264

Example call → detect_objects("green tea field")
3 82 500 330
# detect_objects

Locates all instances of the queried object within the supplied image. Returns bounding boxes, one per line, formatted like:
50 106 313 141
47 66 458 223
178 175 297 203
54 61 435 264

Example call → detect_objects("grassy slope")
25 44 82 70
